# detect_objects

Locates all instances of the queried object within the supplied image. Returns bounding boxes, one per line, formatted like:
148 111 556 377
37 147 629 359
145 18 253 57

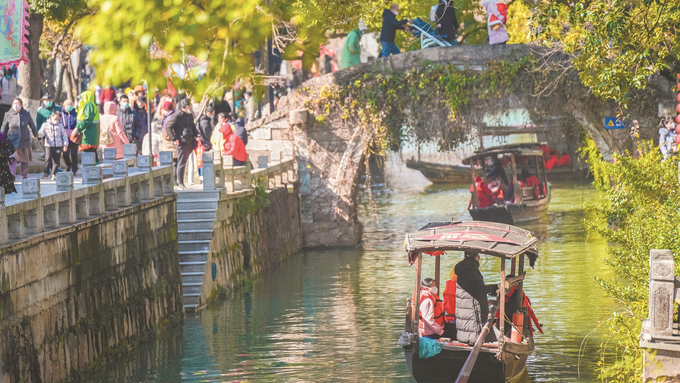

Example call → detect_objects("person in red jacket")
219 122 247 166
468 176 493 209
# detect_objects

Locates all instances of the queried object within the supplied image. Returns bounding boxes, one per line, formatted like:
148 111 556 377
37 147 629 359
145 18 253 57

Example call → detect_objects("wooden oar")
455 303 500 383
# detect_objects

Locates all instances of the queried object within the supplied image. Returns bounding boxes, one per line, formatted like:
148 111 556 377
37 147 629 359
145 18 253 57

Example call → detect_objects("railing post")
123 143 137 166
258 155 270 189
102 147 117 164
159 151 174 195
56 172 76 224
202 152 216 190
213 150 224 189
21 179 44 234
0 188 7 244
223 155 234 192
649 249 675 340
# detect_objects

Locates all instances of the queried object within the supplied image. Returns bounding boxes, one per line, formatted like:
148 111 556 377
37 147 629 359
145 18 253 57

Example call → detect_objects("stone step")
176 200 218 210
182 284 202 295
183 294 200 310
177 219 214 231
177 209 217 220
178 240 210 252
179 261 207 273
176 190 221 201
178 230 213 241
179 251 209 263
181 272 205 284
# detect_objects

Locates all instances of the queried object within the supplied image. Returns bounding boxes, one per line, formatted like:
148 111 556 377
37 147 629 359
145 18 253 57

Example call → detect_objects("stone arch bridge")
246 44 674 248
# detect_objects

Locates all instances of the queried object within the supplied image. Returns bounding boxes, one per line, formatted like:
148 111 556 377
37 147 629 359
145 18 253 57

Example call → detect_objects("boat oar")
454 303 499 383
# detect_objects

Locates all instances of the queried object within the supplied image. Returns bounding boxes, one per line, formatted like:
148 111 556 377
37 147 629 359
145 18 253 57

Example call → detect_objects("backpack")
99 119 115 145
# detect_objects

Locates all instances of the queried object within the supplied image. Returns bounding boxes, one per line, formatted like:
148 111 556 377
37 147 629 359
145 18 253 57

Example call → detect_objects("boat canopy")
462 143 545 165
405 221 538 265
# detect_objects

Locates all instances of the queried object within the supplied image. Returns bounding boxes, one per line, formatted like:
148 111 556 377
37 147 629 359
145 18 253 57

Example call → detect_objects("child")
38 111 69 180
481 0 509 44
61 99 79 174
486 0 508 30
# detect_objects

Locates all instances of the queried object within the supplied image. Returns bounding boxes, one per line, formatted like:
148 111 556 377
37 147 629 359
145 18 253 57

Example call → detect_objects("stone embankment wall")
0 196 183 383
200 184 303 305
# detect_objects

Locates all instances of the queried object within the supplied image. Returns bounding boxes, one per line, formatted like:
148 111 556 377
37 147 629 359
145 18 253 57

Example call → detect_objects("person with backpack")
100 101 129 159
37 111 68 180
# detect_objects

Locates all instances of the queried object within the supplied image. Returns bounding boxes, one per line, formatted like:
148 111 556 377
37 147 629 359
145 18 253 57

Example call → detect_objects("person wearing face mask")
116 95 142 144
197 105 214 151
379 4 412 58
0 65 22 126
454 252 499 344
1 98 38 179
36 93 62 131
37 111 69 180
61 100 79 174
418 278 446 339
133 97 149 154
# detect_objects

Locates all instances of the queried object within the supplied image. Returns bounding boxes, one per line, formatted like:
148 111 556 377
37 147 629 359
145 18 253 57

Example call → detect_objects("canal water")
88 166 612 383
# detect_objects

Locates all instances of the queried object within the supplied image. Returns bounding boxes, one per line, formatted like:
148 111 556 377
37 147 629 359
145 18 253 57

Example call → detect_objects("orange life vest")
443 280 456 322
419 290 445 328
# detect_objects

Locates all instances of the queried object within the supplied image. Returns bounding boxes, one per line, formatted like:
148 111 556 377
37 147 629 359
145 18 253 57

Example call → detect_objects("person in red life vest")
488 176 504 203
468 176 494 209
442 269 458 339
419 278 446 339
219 122 247 166
521 168 544 198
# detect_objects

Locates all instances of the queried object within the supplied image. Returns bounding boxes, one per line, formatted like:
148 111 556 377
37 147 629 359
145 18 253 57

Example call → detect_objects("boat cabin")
462 143 551 224
400 220 541 382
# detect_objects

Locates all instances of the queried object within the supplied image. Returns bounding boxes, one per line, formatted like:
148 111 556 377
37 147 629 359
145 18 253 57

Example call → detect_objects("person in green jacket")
75 91 101 163
340 26 365 69
36 93 62 130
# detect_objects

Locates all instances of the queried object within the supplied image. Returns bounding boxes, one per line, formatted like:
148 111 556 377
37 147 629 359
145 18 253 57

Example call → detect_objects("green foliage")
507 1 530 44
232 176 271 222
28 0 87 21
313 56 535 153
583 138 680 380
531 0 680 106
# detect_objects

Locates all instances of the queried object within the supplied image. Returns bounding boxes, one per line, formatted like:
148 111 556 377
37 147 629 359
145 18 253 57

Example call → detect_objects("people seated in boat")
489 176 505 204
468 176 493 209
486 158 509 187
418 278 446 339
454 252 499 344
521 168 545 198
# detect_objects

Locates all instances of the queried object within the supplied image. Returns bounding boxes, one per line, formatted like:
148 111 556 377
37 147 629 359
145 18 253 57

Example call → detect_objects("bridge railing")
0 145 174 244
201 149 296 192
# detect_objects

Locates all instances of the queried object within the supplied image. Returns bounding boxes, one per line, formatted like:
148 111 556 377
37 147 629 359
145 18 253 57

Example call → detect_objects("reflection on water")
87 176 611 382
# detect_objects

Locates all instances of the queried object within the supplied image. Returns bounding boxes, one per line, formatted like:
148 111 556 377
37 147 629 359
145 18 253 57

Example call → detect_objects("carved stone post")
650 249 675 339
202 152 215 190
56 172 75 224
223 155 234 192
102 148 117 163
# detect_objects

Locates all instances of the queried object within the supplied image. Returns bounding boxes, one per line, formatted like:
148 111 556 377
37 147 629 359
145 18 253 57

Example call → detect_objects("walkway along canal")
84 164 614 382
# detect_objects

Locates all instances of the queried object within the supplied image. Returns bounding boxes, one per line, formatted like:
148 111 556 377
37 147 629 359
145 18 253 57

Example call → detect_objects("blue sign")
604 117 625 130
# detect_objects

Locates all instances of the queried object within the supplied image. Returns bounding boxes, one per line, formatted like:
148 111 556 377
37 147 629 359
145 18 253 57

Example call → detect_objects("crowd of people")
0 68 253 194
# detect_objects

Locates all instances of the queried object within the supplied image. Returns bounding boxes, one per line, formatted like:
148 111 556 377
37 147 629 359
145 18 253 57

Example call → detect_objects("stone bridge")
246 44 675 248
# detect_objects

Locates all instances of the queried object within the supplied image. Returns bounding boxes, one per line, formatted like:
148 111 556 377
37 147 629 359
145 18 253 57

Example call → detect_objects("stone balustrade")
201 149 296 192
640 249 680 381
0 145 174 244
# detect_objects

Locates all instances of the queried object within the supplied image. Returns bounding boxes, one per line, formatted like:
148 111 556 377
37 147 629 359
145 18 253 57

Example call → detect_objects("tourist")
36 93 62 131
166 98 199 189
419 278 446 339
1 98 38 179
454 252 499 344
340 24 366 69
468 176 493 209
213 90 233 124
197 105 214 151
244 91 257 122
0 65 20 125
481 0 509 45
219 118 247 166
141 121 162 165
232 115 248 146
379 4 411 58
159 101 178 173
74 90 101 163
0 131 16 194
100 101 129 159
117 94 142 144
61 100 79 174
435 0 459 45
211 113 228 154
37 111 69 180
133 96 149 154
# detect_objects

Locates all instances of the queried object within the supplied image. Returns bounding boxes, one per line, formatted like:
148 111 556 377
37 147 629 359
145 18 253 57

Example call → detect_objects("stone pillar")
223 155 234 192
82 166 102 185
213 150 224 189
257 155 270 189
22 179 44 234
159 151 174 194
0 188 7 244
56 172 76 224
113 160 128 178
22 178 40 199
102 148 117 163
137 155 152 170
202 152 215 190
123 143 137 164
650 249 675 340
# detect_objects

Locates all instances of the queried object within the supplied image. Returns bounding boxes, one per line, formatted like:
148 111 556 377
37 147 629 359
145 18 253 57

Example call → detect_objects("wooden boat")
463 143 551 225
405 159 471 183
399 221 541 383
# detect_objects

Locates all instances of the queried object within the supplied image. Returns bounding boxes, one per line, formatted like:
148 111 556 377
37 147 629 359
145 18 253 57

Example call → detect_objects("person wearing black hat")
36 93 62 131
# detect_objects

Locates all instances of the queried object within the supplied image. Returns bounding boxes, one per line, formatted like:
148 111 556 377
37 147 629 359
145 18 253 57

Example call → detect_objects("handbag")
70 129 82 145
99 119 115 145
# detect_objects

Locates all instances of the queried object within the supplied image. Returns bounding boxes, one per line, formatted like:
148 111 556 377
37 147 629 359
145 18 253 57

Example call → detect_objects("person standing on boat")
419 278 446 339
454 252 499 344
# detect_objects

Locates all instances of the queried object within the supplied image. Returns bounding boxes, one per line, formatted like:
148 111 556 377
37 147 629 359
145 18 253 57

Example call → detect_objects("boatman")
454 252 499 344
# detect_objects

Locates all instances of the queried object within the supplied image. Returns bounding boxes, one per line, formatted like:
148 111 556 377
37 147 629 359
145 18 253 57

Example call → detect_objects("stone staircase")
176 190 220 310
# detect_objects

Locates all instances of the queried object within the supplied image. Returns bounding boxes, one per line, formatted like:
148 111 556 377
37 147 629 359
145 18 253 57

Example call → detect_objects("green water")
88 180 612 382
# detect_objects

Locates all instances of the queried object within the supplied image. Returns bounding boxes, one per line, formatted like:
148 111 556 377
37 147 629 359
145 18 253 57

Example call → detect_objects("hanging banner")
0 0 30 67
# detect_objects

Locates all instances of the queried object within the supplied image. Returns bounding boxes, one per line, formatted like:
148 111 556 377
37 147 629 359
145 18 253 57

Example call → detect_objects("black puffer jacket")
117 107 142 142
454 257 498 344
